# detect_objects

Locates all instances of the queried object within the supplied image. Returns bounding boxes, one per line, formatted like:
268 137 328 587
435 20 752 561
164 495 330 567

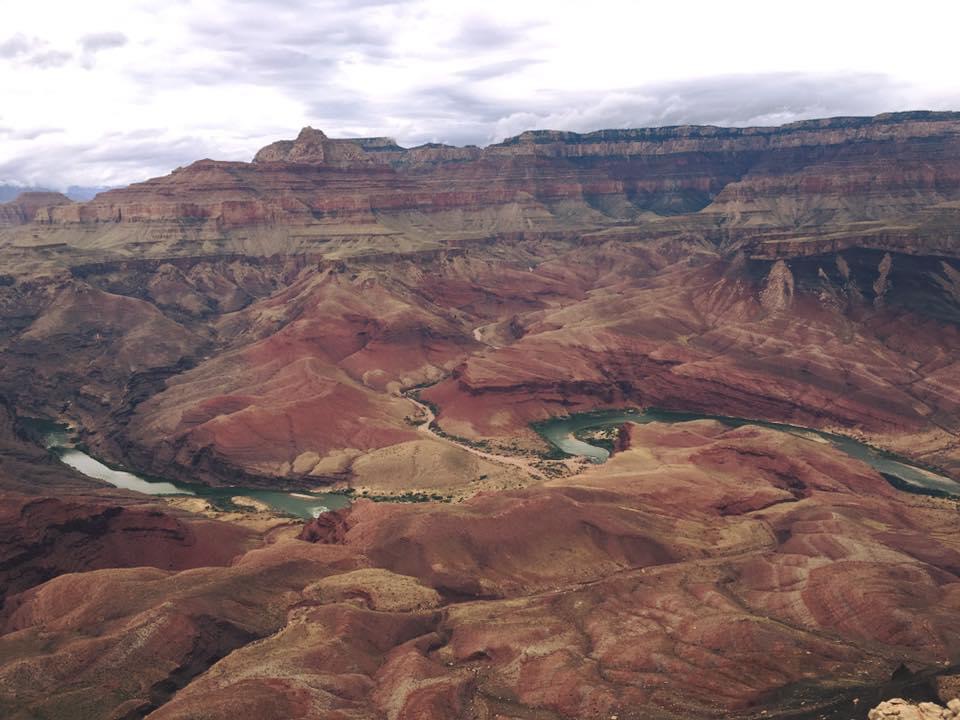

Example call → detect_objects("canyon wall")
0 111 951 261
1 113 959 485
1 112 960 720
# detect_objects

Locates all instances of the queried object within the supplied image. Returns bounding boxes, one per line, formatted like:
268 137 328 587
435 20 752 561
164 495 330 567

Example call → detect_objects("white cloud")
0 0 958 187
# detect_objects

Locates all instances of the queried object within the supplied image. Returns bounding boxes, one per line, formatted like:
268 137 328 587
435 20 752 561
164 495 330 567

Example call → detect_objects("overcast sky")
2 0 959 188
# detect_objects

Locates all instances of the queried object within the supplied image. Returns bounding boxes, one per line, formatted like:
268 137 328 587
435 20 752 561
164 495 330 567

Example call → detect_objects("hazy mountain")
0 183 111 203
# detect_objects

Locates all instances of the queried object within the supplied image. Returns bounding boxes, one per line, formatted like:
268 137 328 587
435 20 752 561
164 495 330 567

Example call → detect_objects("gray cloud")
185 1 400 58
9 127 63 140
0 132 223 188
0 34 33 58
6 70 953 189
3 0 958 188
28 50 72 69
0 30 127 72
0 34 72 67
281 24 393 49
360 72 919 148
80 32 128 53
127 2 402 99
450 15 539 49
458 59 541 81
299 71 941 151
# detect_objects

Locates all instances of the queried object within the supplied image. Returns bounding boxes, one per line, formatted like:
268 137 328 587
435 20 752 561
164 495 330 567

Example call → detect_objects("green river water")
534 408 960 498
20 407 959 518
20 418 351 519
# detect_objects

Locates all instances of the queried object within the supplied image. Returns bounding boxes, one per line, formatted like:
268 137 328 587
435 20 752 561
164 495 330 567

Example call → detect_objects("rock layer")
0 114 959 718
0 112 955 262
0 191 71 228
2 421 959 719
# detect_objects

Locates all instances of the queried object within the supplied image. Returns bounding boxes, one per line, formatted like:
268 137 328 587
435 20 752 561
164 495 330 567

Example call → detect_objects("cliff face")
1 113 958 480
252 126 408 164
1 114 960 484
0 191 72 228
16 112 958 256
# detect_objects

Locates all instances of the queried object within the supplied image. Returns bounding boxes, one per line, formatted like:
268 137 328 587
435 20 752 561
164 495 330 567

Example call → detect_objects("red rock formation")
422 253 960 474
0 493 254 601
2 421 958 719
0 114 958 719
0 400 256 604
0 191 71 227
20 112 958 257
252 126 407 164
3 219 959 485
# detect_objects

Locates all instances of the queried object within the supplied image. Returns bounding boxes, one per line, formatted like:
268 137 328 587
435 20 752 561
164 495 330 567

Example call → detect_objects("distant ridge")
0 184 112 203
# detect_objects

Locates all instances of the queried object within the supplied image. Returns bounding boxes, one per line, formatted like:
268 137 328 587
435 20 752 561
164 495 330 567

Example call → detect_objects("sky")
2 0 959 189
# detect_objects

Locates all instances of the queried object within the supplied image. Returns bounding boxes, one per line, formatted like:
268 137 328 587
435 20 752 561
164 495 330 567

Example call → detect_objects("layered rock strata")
0 192 71 228
1 112 960 718
2 421 959 718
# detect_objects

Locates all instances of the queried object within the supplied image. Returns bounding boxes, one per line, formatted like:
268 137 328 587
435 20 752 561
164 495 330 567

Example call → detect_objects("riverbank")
17 416 351 520
534 408 960 498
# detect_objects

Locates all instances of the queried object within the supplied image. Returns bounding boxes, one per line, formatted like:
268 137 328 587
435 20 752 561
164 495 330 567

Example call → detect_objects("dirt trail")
402 388 549 481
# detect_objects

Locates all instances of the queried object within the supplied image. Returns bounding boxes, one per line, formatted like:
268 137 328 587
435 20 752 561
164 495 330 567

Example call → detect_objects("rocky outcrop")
0 494 254 601
0 191 71 227
4 421 960 719
421 249 960 476
3 232 960 486
7 111 952 258
940 677 960 705
759 258 795 313
252 126 406 165
870 699 960 720
874 252 894 307
261 114 960 169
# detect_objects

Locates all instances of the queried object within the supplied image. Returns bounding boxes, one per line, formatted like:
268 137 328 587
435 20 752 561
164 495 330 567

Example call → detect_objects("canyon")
0 111 959 718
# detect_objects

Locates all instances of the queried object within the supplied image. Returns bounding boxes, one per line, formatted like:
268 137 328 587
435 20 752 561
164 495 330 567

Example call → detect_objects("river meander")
20 408 959 516
534 408 960 498
20 418 350 519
